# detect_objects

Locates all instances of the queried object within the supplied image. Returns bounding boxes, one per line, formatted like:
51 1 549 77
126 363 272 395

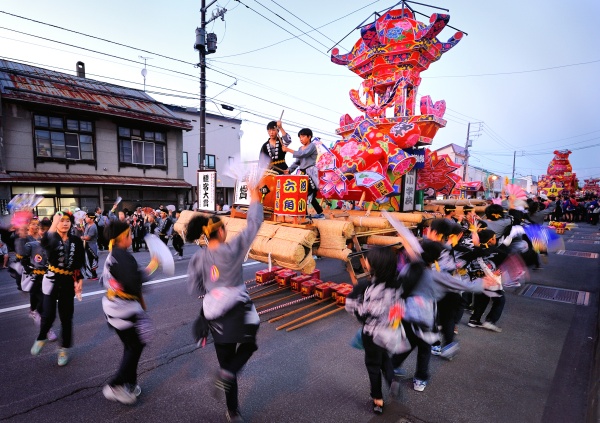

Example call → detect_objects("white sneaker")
131 384 141 397
103 384 137 405
47 328 58 342
413 378 427 392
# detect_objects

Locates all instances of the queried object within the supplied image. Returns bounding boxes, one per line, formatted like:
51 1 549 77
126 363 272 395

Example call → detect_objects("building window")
183 152 188 167
199 153 215 169
34 114 94 161
118 127 166 167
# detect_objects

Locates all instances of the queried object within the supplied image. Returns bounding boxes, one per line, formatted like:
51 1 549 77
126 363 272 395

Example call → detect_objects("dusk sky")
1 0 599 182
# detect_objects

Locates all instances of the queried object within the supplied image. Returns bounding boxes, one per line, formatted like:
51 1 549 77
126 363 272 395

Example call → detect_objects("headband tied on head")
202 218 223 238
108 228 130 252
491 213 502 219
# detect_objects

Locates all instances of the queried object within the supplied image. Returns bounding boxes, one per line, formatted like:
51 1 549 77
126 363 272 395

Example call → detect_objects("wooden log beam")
256 293 299 310
251 286 289 300
285 306 345 332
275 302 338 330
268 298 330 323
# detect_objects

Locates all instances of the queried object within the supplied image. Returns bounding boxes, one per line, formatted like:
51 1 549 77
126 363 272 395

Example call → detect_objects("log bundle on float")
174 208 437 282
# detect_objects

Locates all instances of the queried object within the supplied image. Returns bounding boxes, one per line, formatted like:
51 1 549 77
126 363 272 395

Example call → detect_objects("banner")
197 170 216 212
405 148 425 169
401 168 417 211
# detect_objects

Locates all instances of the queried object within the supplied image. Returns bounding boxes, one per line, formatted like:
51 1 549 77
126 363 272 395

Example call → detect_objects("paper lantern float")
314 7 462 206
538 150 577 197
582 178 600 196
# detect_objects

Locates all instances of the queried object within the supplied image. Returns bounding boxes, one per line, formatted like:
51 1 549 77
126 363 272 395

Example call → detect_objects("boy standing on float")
259 120 291 174
283 128 324 219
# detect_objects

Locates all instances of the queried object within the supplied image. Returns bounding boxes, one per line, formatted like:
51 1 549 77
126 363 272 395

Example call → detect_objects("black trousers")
391 322 432 381
309 187 323 215
133 237 144 252
110 327 145 387
29 275 44 313
38 277 75 348
437 292 462 345
471 291 506 324
214 341 258 412
172 234 184 256
362 332 393 399
97 227 107 250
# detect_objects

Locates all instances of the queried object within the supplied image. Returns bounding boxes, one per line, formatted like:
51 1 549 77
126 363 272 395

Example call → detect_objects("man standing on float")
259 120 291 174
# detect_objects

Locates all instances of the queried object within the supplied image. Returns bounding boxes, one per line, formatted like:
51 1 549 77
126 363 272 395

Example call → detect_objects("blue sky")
1 0 599 182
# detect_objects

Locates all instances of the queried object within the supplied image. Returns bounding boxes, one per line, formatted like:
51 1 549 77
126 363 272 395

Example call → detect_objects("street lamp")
487 174 498 198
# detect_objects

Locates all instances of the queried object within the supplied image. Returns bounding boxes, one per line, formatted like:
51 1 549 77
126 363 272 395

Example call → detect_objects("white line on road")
0 260 263 315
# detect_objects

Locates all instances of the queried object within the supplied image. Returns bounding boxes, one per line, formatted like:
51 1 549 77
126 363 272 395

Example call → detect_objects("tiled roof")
0 59 192 130
0 172 191 188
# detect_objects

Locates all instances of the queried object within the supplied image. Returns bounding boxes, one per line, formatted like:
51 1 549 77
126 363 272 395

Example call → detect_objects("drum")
259 169 279 210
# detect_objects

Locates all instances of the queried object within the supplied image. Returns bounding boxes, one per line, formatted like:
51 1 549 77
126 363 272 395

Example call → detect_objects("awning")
457 181 484 191
0 172 192 189
451 181 484 196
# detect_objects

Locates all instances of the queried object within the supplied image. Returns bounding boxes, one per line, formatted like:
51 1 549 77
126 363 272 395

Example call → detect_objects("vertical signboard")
401 168 417 212
234 179 251 207
197 170 216 212
233 162 259 207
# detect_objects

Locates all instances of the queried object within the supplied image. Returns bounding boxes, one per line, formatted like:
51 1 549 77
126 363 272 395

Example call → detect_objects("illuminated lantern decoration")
416 149 462 196
274 175 309 217
314 6 462 207
538 150 577 196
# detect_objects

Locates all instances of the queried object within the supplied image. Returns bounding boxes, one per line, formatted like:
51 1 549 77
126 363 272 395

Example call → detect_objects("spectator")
0 239 8 268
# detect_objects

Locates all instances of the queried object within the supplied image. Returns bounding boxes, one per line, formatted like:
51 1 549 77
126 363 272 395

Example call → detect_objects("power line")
207 59 356 77
482 123 518 150
0 33 341 127
0 25 199 80
0 11 196 66
206 62 345 116
267 0 339 45
471 136 600 156
445 107 482 122
0 23 347 124
216 0 383 59
233 0 328 57
424 59 600 78
251 0 331 50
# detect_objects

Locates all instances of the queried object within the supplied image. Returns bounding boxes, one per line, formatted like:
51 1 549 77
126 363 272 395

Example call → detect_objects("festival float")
582 178 600 196
537 150 578 197
177 3 467 329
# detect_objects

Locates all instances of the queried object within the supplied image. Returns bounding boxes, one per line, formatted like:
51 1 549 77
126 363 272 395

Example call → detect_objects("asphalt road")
0 224 598 423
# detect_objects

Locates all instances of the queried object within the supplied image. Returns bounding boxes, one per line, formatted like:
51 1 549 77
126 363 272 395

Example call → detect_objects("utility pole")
512 150 517 183
462 122 471 181
194 1 226 170
462 122 482 183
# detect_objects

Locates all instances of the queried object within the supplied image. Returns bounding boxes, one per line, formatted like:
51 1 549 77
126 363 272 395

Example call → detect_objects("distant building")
164 106 241 208
0 59 192 218
434 143 502 198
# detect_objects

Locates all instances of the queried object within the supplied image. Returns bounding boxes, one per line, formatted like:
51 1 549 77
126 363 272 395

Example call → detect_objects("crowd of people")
6 117 599 421
344 194 566 415
6 201 185 388
535 194 600 225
